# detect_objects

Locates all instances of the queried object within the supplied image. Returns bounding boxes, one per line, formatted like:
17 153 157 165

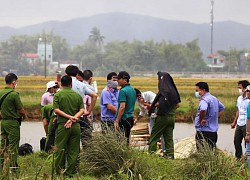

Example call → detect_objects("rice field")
0 76 241 122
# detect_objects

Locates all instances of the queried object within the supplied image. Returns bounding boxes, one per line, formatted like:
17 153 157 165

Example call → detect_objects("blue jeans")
149 116 166 151
246 142 250 169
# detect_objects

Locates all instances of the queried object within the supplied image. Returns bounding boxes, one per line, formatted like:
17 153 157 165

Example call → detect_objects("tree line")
0 27 248 76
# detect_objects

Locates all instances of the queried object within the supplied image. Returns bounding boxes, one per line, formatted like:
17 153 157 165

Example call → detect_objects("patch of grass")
174 143 246 179
79 127 178 179
2 128 247 179
79 129 131 176
78 127 247 179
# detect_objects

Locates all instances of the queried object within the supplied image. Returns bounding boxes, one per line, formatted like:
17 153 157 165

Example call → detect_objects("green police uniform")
41 104 56 152
53 87 84 176
0 87 23 170
148 109 175 157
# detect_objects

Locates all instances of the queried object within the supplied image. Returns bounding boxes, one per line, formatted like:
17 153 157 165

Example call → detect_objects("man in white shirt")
231 80 250 159
134 88 156 133
77 69 97 148
134 88 166 150
65 65 97 116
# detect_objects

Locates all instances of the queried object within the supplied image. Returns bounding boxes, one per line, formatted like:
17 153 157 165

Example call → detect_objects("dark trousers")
119 117 134 144
45 122 58 152
79 116 92 148
195 131 218 150
234 125 246 159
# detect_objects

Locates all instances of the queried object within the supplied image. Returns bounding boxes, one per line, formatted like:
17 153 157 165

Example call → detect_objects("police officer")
0 73 25 172
53 75 84 176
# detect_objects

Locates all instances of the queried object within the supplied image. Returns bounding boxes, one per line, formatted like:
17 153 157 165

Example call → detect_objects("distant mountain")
1 12 250 55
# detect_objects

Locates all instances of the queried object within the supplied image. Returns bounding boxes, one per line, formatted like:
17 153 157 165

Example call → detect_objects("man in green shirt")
41 104 57 152
53 75 84 177
115 71 136 144
0 73 25 172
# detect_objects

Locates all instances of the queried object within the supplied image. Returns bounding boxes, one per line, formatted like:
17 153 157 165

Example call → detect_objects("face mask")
238 88 243 95
14 84 17 89
195 91 201 99
107 80 118 89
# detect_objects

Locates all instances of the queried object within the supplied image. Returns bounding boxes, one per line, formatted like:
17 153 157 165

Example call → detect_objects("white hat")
46 81 57 92
246 85 250 91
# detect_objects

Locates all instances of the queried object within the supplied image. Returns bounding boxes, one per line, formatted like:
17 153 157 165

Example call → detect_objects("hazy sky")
0 0 250 28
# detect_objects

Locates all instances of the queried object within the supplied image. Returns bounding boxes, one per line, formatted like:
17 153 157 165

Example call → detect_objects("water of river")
16 121 243 154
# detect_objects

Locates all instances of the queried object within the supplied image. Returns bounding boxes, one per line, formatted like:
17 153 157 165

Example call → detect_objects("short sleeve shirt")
137 91 156 117
116 84 136 120
236 95 250 126
194 92 225 132
53 87 84 124
41 104 54 123
83 95 91 112
0 87 23 119
100 86 119 120
246 102 250 130
71 77 93 98
41 92 54 106
83 81 96 93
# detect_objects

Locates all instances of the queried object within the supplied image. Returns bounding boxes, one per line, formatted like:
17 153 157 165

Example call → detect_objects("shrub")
79 126 179 179
174 142 246 179
79 128 131 176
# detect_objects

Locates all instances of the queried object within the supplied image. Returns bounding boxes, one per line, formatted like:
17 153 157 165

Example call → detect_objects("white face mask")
195 91 201 99
14 83 17 89
238 88 243 95
107 80 118 89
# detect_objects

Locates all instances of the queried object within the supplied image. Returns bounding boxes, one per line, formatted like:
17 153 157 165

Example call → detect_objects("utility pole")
210 0 214 54
39 37 47 78
45 37 47 78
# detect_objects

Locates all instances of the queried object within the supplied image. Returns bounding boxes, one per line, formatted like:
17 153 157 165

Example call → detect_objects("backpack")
40 137 46 151
18 143 33 156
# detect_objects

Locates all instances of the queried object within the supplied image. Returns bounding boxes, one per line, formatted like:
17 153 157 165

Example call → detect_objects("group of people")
194 80 250 170
231 80 250 169
1 67 250 176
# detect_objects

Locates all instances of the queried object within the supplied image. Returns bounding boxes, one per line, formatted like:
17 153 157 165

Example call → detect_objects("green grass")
2 128 248 179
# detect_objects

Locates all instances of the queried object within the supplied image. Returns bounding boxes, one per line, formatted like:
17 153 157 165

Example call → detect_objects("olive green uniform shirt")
41 104 54 123
0 87 23 169
0 87 23 119
53 87 84 124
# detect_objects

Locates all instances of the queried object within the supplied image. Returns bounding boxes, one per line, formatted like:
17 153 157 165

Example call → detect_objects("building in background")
21 53 39 64
37 41 53 62
37 41 56 75
205 53 225 69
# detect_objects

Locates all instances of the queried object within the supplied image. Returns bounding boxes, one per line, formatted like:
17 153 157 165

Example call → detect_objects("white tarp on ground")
174 136 196 159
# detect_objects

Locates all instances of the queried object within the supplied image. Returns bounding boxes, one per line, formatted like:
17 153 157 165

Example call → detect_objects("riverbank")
25 105 236 124
23 107 199 123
